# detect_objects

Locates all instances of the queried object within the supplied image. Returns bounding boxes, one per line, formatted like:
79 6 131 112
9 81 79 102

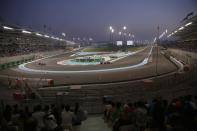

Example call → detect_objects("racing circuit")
0 45 180 85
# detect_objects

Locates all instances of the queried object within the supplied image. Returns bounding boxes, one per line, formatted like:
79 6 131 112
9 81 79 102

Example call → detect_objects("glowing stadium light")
62 32 66 37
89 38 93 41
53 37 59 40
111 29 114 33
178 26 184 31
22 30 32 34
123 26 127 30
109 26 113 30
3 26 14 30
44 35 49 38
51 36 54 39
118 32 122 35
35 33 42 37
185 22 192 27
165 29 168 33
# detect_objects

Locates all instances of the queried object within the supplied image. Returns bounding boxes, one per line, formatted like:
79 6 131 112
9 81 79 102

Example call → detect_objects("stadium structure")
0 13 197 131
1 14 197 131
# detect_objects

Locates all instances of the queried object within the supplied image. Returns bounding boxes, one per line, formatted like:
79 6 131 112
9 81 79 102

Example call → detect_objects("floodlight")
44 35 49 38
36 33 42 37
62 33 66 37
178 26 184 30
185 22 192 27
3 26 14 30
109 26 113 30
22 30 32 34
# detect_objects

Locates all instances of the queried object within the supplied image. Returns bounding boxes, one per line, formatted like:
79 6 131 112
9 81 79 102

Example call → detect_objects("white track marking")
17 46 153 74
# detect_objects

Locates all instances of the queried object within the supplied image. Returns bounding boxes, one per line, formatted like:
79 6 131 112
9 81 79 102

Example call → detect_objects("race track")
0 46 178 85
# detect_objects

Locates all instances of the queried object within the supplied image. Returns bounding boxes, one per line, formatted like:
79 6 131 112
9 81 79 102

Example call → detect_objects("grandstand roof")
170 15 197 41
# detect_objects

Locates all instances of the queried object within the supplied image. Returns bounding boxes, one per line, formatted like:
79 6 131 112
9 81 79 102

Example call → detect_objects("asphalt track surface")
0 46 178 85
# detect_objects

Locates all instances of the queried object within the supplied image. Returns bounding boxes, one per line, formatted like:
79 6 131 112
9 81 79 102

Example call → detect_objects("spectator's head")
65 104 70 112
61 104 65 110
116 102 121 109
13 104 19 114
74 102 79 114
44 105 50 112
34 105 42 112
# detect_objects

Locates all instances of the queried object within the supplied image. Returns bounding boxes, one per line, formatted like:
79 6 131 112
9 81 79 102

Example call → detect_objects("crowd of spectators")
104 95 197 131
0 44 66 57
0 31 67 57
161 40 197 53
0 103 87 131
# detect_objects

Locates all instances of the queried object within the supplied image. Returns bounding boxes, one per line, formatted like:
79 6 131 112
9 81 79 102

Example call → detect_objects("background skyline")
0 0 197 41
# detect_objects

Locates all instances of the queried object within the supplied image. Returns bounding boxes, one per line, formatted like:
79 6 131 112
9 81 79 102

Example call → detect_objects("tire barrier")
0 56 35 70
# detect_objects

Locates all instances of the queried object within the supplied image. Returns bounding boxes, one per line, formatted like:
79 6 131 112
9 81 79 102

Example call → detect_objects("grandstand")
0 24 76 57
164 15 197 52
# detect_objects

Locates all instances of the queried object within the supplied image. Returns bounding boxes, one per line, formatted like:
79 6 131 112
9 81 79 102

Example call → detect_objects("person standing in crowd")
72 103 86 131
134 101 147 131
32 105 45 131
45 114 62 131
61 104 74 131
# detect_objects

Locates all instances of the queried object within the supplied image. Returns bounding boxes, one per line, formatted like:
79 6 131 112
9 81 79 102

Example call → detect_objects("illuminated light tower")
118 31 122 41
111 28 114 44
109 26 113 43
109 26 113 30
123 26 127 30
62 32 66 37
123 26 127 44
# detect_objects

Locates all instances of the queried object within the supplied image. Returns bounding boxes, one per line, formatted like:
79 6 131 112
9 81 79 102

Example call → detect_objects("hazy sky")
0 0 197 41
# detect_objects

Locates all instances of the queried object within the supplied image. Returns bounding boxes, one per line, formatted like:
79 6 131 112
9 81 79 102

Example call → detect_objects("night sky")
0 0 197 41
